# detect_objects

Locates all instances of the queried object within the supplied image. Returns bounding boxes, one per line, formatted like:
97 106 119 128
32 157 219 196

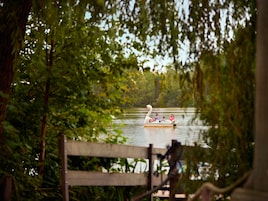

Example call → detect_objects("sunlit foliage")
0 0 256 200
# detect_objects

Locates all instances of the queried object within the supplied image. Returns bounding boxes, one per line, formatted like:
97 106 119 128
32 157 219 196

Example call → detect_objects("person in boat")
169 114 175 123
154 112 160 122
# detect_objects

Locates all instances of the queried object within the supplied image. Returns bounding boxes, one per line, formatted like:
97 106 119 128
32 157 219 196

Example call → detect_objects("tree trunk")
253 0 268 192
231 0 268 200
0 0 32 143
39 78 50 175
39 38 54 175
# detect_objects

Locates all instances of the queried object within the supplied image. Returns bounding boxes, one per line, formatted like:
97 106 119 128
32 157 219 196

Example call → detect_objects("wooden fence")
59 135 178 201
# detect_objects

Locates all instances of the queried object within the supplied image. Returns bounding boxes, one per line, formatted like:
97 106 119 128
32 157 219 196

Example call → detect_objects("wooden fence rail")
59 135 171 201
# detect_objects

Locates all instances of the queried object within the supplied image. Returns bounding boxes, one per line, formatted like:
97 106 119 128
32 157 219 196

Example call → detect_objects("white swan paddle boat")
144 104 176 128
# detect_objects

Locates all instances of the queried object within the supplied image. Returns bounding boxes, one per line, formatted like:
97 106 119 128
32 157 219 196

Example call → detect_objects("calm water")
113 107 208 148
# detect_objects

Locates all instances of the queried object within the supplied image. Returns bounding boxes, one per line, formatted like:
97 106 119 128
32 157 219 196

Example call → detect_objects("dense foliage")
0 0 256 200
121 68 192 108
1 1 139 200
182 25 255 197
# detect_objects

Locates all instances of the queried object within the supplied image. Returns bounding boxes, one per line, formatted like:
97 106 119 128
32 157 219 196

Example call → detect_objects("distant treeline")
121 67 195 108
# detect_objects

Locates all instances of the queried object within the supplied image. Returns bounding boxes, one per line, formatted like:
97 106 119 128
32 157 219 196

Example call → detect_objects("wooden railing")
59 135 174 201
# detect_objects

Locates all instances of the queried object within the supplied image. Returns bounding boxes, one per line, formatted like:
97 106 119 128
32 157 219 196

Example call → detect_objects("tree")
231 1 268 200
157 67 185 107
188 24 255 188
0 0 32 143
0 0 263 200
1 1 139 200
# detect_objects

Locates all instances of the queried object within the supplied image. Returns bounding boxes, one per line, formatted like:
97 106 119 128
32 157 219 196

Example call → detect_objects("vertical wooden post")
148 144 153 201
169 140 179 201
60 135 69 201
231 1 268 200
3 175 12 201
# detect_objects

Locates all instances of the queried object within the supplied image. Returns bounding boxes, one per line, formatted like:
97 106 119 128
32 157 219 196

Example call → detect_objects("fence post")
59 135 69 201
3 175 12 201
148 144 153 201
169 140 180 201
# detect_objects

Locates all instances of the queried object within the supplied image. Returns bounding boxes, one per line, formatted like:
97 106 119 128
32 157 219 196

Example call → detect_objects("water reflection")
113 107 208 148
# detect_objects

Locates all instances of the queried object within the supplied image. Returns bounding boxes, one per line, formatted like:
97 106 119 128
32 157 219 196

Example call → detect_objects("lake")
113 107 208 149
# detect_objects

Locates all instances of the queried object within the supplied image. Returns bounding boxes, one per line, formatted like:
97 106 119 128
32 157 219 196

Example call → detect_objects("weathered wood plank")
152 147 167 156
152 174 168 186
66 139 167 159
66 141 149 158
67 171 148 186
67 170 168 187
